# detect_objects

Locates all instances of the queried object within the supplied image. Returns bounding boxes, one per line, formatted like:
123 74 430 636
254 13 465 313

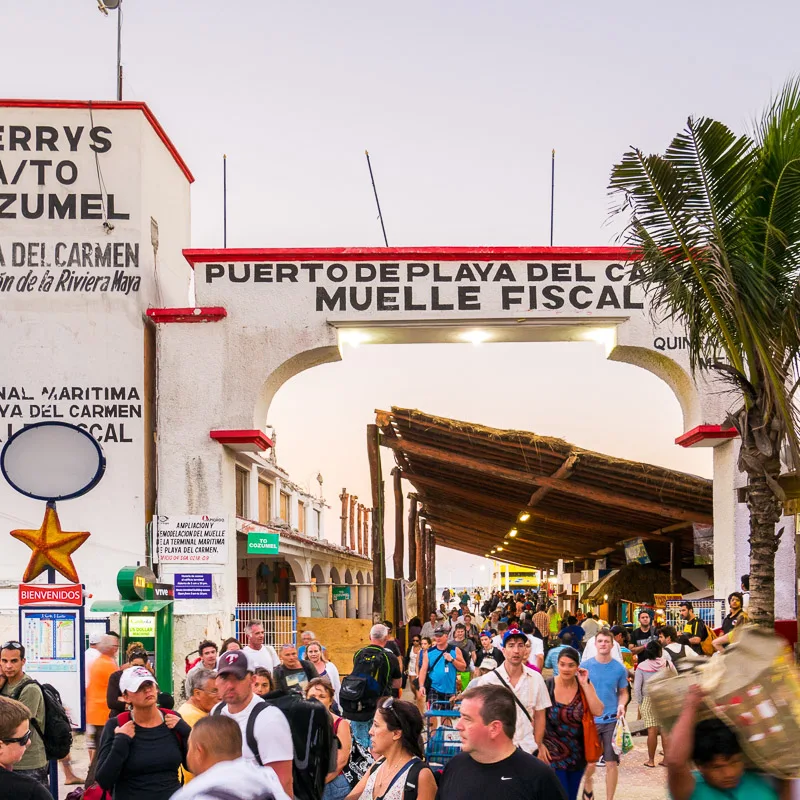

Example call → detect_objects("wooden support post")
670 535 681 592
339 488 349 548
349 495 358 551
408 494 418 582
367 424 385 619
427 526 436 618
363 508 371 558
392 468 405 580
416 515 425 617
357 504 364 554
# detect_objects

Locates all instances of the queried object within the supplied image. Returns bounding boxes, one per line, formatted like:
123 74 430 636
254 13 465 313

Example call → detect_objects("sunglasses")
381 697 402 725
0 641 22 651
2 729 32 746
412 639 420 643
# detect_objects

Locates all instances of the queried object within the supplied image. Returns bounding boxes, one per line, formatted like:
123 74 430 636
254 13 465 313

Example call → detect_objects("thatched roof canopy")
378 407 713 569
581 563 697 604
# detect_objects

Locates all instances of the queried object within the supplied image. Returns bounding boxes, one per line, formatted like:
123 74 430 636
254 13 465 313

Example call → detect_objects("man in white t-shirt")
471 628 550 754
212 650 294 797
581 628 624 665
241 619 279 672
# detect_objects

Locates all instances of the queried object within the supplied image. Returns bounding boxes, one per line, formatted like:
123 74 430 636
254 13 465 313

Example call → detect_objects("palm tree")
609 79 800 626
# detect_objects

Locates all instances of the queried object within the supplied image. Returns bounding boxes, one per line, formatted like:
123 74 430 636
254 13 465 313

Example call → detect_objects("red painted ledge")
183 246 640 267
210 430 274 453
676 425 739 448
0 100 194 183
146 307 227 324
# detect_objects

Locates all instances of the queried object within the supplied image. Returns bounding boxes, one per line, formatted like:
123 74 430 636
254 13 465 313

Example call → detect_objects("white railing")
235 603 297 647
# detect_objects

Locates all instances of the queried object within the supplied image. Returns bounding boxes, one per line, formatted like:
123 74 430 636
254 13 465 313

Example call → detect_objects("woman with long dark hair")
95 666 191 800
345 699 436 800
540 646 604 800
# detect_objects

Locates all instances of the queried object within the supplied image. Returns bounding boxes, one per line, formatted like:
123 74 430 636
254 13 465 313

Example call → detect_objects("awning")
91 599 173 613
377 408 713 569
581 570 620 604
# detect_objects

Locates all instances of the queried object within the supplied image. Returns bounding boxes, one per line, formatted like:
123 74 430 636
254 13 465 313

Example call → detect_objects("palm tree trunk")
742 448 784 627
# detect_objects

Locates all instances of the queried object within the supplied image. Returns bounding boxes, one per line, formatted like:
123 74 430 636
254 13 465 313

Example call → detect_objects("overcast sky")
6 2 799 588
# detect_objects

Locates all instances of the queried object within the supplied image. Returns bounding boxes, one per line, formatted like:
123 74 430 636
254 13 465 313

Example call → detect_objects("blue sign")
174 573 213 600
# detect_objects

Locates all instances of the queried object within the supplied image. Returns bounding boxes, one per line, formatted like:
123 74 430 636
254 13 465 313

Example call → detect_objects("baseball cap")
433 625 449 637
502 628 527 646
216 649 250 679
480 658 498 671
119 666 157 694
89 632 103 645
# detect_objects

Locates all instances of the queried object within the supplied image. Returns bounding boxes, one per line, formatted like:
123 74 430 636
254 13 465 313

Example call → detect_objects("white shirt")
472 663 550 753
84 647 101 683
664 642 701 661
315 660 341 704
214 693 293 766
491 635 504 650
242 645 278 672
170 756 291 800
526 635 544 663
581 618 601 640
581 637 624 665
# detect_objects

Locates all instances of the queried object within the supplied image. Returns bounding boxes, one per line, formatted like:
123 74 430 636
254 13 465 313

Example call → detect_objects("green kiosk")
92 566 175 693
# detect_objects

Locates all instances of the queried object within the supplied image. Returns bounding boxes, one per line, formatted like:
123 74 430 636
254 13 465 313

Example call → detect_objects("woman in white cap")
94 665 191 800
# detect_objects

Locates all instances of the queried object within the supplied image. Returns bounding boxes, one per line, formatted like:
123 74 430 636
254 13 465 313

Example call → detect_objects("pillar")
294 583 312 618
346 586 358 619
366 584 374 614
358 584 369 619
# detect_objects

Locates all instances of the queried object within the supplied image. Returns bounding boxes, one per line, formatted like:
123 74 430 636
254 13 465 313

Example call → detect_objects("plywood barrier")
297 617 373 674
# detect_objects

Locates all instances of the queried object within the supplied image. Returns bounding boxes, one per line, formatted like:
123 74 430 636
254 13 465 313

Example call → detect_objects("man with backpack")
212 650 294 797
340 624 402 750
417 625 467 709
0 641 48 789
658 626 702 666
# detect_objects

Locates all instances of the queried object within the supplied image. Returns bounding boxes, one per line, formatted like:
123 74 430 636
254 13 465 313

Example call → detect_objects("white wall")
0 103 191 615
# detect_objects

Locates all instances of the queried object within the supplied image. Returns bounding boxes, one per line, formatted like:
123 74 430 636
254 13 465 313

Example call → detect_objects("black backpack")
340 645 391 721
367 758 431 800
214 692 334 800
11 678 72 760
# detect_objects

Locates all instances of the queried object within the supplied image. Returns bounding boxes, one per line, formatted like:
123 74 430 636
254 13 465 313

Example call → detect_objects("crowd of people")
0 576 775 800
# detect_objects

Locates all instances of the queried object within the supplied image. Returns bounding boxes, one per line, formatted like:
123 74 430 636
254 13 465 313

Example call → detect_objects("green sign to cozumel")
332 585 350 601
247 532 279 554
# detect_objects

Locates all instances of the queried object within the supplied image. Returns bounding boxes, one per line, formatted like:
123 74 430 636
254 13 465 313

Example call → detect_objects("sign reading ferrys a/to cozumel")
19 583 83 606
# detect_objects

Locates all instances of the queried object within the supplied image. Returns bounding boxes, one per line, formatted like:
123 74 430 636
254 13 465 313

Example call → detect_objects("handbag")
578 686 603 762
340 726 374 788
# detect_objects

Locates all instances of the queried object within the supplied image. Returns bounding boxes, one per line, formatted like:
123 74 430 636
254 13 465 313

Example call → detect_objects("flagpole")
223 154 227 248
365 150 389 247
550 149 555 247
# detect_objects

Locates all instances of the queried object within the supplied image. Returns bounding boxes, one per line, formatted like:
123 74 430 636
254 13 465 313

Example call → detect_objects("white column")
358 584 369 618
366 585 374 615
504 563 510 591
273 476 282 520
346 585 358 618
293 582 313 618
713 441 739 603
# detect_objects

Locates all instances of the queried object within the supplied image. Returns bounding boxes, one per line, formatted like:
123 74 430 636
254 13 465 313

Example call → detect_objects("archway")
157 247 781 635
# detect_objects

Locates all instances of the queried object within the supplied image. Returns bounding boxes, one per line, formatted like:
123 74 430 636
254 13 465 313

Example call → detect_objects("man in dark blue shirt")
558 616 585 647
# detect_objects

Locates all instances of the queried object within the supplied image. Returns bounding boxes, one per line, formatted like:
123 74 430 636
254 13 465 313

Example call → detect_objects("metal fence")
665 599 724 631
235 603 297 647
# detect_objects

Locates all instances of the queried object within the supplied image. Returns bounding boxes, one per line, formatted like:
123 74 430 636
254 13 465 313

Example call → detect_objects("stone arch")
356 570 365 584
311 563 326 584
345 568 353 584
283 555 310 584
330 566 342 585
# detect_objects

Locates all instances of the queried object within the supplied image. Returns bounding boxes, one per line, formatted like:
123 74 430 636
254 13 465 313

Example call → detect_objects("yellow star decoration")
10 506 90 584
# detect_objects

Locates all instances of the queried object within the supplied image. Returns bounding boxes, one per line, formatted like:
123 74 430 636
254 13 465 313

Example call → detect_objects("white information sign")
155 515 227 564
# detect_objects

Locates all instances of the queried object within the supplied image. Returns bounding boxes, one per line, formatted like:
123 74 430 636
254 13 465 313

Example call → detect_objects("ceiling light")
509 528 518 537
582 327 617 356
338 330 370 348
497 546 503 551
491 548 497 554
460 329 490 346
518 512 530 523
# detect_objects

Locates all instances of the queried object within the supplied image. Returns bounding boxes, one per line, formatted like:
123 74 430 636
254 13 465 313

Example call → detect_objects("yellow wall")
297 617 372 674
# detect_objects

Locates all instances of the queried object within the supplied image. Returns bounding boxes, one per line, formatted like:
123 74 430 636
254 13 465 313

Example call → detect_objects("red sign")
18 584 83 606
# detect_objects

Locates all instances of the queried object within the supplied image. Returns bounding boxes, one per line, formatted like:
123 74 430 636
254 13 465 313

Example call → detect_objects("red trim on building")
0 99 194 183
146 307 227 324
183 246 639 268
210 430 274 452
675 425 739 448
